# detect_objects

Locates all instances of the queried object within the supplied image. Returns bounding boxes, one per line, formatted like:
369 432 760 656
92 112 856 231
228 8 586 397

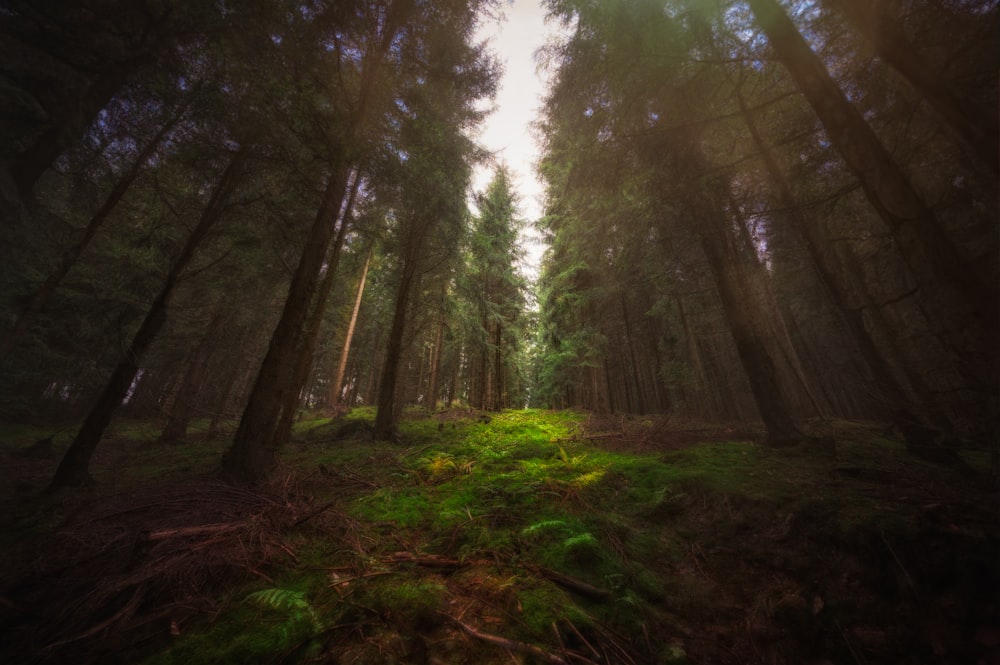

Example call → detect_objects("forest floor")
0 409 997 665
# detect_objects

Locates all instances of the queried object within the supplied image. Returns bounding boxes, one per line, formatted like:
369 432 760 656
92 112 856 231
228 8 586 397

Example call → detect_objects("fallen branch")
292 499 342 527
386 552 476 569
443 614 570 664
582 432 621 441
528 565 612 600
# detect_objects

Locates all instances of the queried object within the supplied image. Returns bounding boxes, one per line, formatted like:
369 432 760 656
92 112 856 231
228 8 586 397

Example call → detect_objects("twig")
591 623 639 665
386 552 481 569
443 614 570 664
583 432 620 441
563 618 601 660
528 565 612 600
688 543 713 583
835 619 866 665
147 522 242 540
292 499 342 527
880 529 919 601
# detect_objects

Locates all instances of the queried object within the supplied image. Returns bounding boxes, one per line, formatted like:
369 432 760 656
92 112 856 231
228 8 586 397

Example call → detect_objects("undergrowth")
1 409 996 664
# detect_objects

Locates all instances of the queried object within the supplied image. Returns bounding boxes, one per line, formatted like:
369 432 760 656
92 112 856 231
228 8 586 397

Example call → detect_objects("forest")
0 0 997 663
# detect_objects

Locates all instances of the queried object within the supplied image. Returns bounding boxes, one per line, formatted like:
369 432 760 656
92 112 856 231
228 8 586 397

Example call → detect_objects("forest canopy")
0 0 996 486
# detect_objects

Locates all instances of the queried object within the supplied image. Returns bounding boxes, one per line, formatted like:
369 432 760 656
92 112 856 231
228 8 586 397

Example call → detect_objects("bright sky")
473 0 555 276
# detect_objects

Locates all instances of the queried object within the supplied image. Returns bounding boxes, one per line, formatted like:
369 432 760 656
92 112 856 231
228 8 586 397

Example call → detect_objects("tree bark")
493 321 503 410
49 146 247 489
699 223 804 445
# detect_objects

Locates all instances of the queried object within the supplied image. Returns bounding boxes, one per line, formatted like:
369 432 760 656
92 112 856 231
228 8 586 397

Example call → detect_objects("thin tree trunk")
333 245 372 406
620 297 646 414
825 0 998 175
49 147 247 489
425 285 446 412
373 261 419 440
208 361 244 439
700 225 803 445
675 296 708 417
746 0 996 370
493 321 503 410
158 311 226 444
0 111 183 362
729 192 822 417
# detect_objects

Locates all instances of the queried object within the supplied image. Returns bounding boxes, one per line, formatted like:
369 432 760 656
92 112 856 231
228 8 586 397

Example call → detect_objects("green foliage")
516 583 592 635
143 585 327 665
246 586 325 637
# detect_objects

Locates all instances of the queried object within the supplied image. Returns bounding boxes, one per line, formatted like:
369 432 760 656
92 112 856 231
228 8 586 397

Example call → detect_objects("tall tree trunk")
222 166 351 481
493 321 503 410
0 111 183 362
208 360 245 439
274 171 362 437
620 297 645 414
373 261 419 440
729 193 823 417
425 285 446 412
675 296 708 417
746 0 996 378
688 171 805 445
333 245 373 406
158 310 226 444
700 225 803 445
825 0 998 175
49 147 247 489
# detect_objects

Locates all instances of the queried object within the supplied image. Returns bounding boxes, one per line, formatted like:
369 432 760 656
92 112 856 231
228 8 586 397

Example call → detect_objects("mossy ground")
0 410 996 664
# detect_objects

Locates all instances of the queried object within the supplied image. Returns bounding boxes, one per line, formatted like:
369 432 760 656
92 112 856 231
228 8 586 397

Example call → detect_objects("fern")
562 532 599 550
558 446 587 466
246 588 310 613
521 519 568 536
245 587 324 636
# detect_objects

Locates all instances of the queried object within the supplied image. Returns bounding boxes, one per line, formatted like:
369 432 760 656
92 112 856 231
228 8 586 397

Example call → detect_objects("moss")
516 582 591 635
370 581 449 629
354 486 433 528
